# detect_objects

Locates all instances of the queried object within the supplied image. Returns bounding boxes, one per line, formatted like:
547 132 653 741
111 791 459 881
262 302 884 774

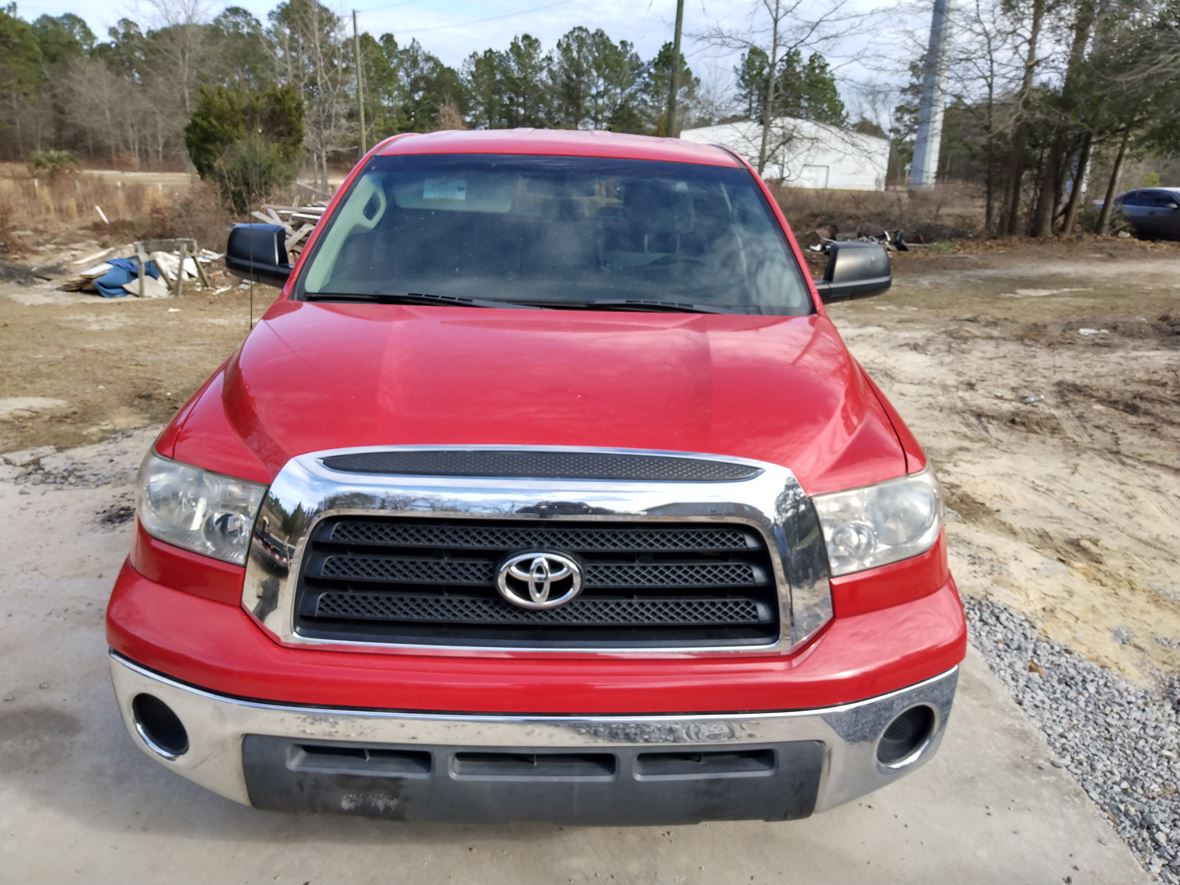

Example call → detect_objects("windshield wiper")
305 293 737 314
304 292 537 309
567 299 740 315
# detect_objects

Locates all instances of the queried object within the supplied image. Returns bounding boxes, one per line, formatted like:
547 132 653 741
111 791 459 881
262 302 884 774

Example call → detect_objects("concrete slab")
0 432 1149 884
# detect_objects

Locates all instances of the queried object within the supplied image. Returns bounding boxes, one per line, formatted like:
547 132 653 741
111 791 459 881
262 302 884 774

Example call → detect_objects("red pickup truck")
106 129 966 823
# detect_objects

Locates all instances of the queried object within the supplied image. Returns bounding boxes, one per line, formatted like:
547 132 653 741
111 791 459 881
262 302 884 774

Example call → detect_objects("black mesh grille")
314 555 759 589
319 450 761 482
320 555 494 585
326 520 754 552
315 592 764 627
295 517 780 648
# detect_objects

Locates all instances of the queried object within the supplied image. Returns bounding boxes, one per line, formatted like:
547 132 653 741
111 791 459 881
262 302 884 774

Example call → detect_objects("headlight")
812 469 942 576
137 452 267 565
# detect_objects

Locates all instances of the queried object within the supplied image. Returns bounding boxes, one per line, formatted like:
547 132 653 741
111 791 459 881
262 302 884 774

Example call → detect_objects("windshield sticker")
423 177 468 201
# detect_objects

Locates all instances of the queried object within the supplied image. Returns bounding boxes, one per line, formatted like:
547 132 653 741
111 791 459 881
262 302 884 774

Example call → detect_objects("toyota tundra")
106 129 967 823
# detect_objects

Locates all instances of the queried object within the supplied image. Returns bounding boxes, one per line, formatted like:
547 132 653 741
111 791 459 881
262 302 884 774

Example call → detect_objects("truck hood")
168 302 906 495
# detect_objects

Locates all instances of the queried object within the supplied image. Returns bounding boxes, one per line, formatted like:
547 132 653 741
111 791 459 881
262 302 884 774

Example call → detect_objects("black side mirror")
815 242 892 303
226 224 292 286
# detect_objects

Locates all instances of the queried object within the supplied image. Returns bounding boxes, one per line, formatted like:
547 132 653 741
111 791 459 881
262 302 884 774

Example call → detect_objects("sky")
9 0 929 122
11 0 703 64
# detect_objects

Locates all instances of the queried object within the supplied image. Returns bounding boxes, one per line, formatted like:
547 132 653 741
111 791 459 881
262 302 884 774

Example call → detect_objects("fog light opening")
131 694 188 760
876 705 936 769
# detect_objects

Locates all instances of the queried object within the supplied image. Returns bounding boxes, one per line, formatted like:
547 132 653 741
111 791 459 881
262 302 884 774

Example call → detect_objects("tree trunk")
1001 0 1045 236
1096 127 1130 233
11 94 24 157
1031 0 1097 238
1026 144 1047 232
1031 130 1066 237
984 77 996 233
1061 131 1093 235
1003 127 1027 235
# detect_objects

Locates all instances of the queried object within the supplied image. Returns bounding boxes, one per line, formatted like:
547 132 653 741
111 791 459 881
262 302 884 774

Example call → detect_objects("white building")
680 118 890 191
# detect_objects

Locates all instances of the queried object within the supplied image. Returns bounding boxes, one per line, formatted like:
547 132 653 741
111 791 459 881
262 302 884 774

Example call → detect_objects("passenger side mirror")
814 242 892 303
226 224 292 287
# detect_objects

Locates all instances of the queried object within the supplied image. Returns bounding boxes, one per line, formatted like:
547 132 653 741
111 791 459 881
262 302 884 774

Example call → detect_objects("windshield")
297 154 812 315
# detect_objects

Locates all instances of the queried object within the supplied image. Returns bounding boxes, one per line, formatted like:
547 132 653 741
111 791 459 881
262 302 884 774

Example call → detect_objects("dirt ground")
0 232 276 452
830 239 1180 688
1 236 1178 690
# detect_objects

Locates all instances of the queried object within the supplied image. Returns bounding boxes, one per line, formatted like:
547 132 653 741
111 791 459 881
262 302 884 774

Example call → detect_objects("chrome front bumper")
110 653 958 823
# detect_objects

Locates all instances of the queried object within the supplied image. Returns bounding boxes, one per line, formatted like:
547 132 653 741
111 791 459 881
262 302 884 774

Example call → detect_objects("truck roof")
376 128 741 167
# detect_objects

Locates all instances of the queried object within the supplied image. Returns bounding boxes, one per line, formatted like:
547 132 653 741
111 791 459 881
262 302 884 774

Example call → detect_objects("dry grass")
0 191 14 254
0 173 173 231
139 182 238 252
773 181 987 242
0 165 233 254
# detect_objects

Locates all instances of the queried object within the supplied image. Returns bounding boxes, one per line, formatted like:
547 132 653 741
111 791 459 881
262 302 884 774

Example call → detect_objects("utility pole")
352 10 368 157
666 0 685 137
910 0 954 188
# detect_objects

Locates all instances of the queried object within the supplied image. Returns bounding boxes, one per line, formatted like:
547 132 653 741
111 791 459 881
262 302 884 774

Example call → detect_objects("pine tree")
184 84 303 211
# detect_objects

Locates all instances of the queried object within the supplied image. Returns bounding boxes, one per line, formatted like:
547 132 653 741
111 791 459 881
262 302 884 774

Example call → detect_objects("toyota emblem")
496 552 584 609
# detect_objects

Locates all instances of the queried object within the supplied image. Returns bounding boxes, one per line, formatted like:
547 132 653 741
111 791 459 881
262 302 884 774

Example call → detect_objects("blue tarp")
94 257 161 298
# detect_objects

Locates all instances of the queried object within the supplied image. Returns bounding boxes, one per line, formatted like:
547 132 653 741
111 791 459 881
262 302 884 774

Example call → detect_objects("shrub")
140 180 236 251
215 133 298 214
184 85 304 213
27 149 80 180
772 181 986 242
435 100 466 131
110 151 139 172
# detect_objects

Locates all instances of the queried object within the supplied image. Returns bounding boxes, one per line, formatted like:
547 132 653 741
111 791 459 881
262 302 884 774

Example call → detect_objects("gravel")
965 597 1180 883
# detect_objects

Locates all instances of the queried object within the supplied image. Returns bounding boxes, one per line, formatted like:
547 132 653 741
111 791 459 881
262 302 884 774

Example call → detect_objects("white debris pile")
60 240 219 298
252 200 327 261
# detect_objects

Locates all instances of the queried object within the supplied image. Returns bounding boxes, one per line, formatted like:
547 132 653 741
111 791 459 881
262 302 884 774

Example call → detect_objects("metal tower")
910 0 954 188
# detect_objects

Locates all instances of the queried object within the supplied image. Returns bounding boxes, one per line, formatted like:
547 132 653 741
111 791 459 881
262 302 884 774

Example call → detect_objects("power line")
353 0 432 14
372 0 573 32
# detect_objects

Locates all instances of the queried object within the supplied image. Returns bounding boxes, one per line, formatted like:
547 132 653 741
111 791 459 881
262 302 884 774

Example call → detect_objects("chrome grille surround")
241 445 833 654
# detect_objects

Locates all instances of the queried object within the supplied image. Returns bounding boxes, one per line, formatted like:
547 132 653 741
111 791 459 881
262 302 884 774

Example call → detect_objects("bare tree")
946 0 1026 232
1095 126 1129 232
998 0 1046 235
269 0 351 190
695 0 871 173
435 100 464 130
1030 0 1098 237
690 61 739 127
62 58 126 161
1059 128 1092 234
140 0 211 116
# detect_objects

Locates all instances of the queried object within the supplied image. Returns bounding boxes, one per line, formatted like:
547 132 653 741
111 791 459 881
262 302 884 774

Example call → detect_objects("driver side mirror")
814 242 892 303
226 223 292 287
